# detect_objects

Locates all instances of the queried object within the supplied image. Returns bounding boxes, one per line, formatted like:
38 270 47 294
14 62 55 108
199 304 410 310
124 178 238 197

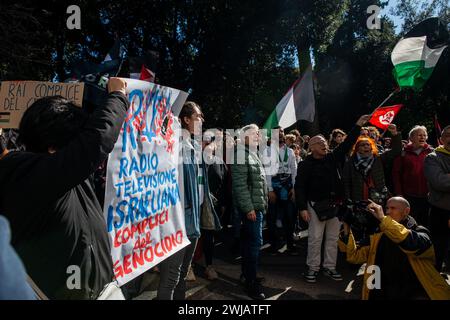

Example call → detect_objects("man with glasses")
295 115 370 283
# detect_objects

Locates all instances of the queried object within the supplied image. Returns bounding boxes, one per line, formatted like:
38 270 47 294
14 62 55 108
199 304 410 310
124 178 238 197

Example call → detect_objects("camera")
368 187 389 206
339 199 380 236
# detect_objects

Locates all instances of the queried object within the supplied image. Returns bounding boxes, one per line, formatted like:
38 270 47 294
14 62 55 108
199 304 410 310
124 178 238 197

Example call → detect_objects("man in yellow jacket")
339 197 450 300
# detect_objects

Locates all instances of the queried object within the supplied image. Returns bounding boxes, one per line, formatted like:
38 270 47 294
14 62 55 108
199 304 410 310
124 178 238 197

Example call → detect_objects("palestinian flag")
263 64 315 132
0 112 10 124
391 17 449 91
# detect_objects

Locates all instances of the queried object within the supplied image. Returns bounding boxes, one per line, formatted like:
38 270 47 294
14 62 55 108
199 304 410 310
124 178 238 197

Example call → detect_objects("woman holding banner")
157 101 219 300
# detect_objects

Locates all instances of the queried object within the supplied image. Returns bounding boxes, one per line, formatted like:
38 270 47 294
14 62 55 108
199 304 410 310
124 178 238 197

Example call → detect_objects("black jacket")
0 92 129 299
371 216 429 300
295 125 361 211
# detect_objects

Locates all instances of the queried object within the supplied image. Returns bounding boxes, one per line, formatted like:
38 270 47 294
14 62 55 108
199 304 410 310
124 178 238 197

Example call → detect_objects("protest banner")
0 81 84 129
104 78 189 286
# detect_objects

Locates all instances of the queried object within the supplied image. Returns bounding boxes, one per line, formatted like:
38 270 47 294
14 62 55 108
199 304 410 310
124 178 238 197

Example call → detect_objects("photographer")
339 197 450 300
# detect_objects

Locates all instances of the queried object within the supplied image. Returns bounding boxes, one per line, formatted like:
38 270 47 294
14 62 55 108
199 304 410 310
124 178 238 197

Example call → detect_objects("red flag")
434 114 442 135
368 104 403 130
139 65 155 82
434 113 442 145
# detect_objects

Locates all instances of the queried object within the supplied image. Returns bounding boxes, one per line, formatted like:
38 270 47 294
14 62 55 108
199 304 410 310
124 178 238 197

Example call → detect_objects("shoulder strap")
329 153 341 199
278 146 288 163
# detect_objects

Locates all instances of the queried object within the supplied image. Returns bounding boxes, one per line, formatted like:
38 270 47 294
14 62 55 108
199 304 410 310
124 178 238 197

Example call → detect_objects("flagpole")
368 87 401 138
115 58 124 77
369 87 400 118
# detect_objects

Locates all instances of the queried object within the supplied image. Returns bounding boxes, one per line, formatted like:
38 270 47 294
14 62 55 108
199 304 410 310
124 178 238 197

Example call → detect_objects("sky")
382 0 404 34
304 0 405 68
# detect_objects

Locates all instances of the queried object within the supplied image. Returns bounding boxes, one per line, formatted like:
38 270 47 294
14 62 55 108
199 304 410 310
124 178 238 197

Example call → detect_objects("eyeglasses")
310 140 326 146
358 143 371 147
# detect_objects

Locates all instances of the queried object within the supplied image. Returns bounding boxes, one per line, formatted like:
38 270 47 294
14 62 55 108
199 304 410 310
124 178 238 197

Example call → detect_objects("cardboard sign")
104 78 189 286
0 81 84 128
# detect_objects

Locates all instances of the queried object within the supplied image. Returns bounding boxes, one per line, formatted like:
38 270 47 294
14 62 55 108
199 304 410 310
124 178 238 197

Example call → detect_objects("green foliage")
390 0 449 140
0 0 448 137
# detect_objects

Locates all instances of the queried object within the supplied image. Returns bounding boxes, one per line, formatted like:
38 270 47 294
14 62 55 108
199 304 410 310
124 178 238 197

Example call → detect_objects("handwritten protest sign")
104 78 189 286
0 81 84 128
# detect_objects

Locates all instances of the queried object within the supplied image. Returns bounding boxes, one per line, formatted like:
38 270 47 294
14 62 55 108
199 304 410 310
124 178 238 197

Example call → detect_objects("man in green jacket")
232 124 268 300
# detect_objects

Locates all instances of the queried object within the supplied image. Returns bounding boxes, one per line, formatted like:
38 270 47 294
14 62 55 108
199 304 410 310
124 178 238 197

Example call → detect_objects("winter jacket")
392 143 433 198
343 133 402 201
206 159 228 209
231 145 268 214
344 155 386 201
181 136 202 238
199 161 223 231
424 147 450 214
0 92 129 300
343 134 402 201
339 216 450 300
295 125 361 211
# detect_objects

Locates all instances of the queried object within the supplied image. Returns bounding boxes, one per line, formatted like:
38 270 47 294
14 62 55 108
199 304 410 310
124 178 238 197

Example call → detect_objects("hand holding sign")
0 81 84 129
108 77 127 95
103 78 190 286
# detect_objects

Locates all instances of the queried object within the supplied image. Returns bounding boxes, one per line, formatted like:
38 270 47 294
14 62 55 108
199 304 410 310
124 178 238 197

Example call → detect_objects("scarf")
354 154 375 177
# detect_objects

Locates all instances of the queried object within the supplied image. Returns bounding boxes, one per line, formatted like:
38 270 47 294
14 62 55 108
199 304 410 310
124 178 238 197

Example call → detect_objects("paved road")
133 226 365 300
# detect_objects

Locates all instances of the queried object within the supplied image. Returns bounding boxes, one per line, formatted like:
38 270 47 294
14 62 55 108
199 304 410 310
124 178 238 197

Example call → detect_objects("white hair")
241 124 259 132
408 125 428 139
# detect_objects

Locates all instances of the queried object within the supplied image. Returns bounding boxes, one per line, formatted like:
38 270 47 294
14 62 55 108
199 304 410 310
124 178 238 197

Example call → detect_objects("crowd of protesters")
0 83 450 300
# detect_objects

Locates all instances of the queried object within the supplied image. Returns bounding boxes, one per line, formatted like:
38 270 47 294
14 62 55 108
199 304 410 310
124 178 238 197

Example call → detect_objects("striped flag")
391 17 448 91
263 64 315 132
0 112 10 124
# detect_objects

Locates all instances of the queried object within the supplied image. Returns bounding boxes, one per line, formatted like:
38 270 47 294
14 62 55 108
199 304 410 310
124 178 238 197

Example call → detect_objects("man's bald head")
386 197 411 222
388 197 410 209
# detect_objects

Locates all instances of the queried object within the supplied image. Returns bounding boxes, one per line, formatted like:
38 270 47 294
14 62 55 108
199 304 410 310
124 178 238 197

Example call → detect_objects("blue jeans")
240 211 263 282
